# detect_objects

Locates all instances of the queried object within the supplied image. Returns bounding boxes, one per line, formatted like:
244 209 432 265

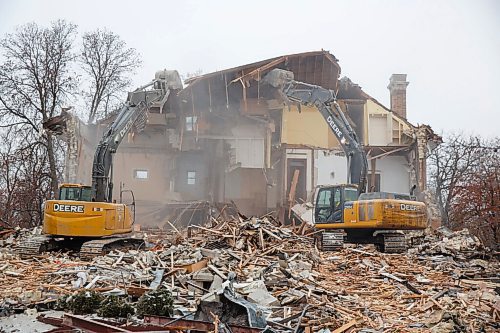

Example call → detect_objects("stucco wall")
281 105 338 149
316 152 411 194
372 155 411 194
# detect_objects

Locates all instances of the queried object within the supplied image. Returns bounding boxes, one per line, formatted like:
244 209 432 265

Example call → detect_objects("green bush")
98 296 134 318
67 290 104 315
136 287 173 317
54 295 69 311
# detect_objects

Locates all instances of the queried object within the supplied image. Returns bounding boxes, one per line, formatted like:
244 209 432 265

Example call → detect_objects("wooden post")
370 158 377 192
288 169 300 218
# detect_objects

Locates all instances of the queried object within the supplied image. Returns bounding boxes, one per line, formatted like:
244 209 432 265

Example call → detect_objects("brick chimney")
387 74 409 119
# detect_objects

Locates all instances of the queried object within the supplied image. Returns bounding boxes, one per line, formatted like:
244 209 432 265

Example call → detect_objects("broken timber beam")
144 315 264 333
380 272 421 294
62 313 131 332
332 318 362 333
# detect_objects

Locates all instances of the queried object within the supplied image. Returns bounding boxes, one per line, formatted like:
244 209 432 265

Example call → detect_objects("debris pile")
0 217 499 332
409 226 486 258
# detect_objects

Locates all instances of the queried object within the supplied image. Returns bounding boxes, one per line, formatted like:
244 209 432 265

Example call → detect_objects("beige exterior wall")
111 149 173 203
281 105 339 149
71 123 180 226
110 128 176 205
367 99 392 146
366 99 412 146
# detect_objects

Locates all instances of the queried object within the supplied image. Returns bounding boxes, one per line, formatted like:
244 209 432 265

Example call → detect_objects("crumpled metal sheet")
223 289 269 329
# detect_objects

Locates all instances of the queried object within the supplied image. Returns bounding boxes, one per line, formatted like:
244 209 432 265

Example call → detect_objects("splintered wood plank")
258 228 265 250
288 169 300 218
208 264 228 280
332 319 360 333
178 259 208 273
288 169 300 204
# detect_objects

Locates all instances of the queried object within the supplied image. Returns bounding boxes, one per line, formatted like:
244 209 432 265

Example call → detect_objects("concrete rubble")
0 217 499 332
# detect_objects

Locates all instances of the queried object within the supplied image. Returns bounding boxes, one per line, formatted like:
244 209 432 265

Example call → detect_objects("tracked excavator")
17 70 183 260
264 69 427 253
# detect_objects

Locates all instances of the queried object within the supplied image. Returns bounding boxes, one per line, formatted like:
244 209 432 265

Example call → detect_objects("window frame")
316 188 332 208
60 187 80 201
185 116 198 132
134 169 149 180
187 171 196 185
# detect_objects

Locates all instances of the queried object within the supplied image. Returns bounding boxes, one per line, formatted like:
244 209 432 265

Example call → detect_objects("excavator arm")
263 69 368 193
92 70 182 202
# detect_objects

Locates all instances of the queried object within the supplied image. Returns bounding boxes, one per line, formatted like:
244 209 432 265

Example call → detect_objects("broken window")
134 170 149 179
185 116 197 131
187 171 196 185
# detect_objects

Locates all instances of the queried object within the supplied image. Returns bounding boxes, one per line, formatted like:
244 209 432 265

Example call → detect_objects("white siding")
374 156 411 194
226 123 265 169
369 115 389 145
227 138 264 168
317 153 412 194
316 151 348 185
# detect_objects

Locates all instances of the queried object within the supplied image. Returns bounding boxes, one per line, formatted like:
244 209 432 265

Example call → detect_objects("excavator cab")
314 184 359 223
58 184 92 202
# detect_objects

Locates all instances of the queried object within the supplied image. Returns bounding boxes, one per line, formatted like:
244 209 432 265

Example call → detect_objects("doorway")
287 158 307 203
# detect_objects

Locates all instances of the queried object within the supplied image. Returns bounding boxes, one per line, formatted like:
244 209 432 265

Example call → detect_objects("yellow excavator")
17 70 182 259
264 69 427 252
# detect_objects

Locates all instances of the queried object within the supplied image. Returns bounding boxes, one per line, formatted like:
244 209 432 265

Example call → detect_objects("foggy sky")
0 0 499 137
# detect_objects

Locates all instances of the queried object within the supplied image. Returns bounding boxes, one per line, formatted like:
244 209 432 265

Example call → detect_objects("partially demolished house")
64 50 439 225
320 75 439 194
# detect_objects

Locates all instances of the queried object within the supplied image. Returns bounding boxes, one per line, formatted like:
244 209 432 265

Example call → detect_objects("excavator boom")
264 69 368 193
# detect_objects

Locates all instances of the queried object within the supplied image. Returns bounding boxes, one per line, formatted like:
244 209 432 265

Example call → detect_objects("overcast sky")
0 0 499 137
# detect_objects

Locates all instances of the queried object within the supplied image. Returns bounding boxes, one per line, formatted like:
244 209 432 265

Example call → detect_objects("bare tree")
427 133 480 226
449 138 500 248
428 133 500 248
0 21 142 227
0 20 77 195
0 127 53 227
81 29 141 123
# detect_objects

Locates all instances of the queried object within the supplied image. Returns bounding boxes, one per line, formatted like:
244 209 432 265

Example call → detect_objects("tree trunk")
435 183 449 227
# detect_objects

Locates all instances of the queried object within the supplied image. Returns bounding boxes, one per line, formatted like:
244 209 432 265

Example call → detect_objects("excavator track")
16 235 60 258
320 230 344 251
379 233 407 253
79 238 145 261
